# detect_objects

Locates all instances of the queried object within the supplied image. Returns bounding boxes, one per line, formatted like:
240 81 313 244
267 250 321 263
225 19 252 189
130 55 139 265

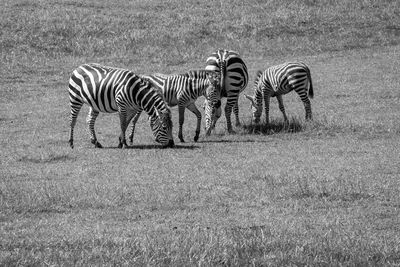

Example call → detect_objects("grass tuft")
240 116 304 135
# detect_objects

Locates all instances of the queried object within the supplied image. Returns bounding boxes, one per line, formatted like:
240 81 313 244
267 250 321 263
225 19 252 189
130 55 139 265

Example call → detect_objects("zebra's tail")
307 67 314 99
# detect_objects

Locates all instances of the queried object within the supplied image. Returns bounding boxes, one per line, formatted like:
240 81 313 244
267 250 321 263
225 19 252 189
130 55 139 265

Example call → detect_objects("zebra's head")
205 70 221 92
203 71 222 136
150 107 174 148
244 94 262 124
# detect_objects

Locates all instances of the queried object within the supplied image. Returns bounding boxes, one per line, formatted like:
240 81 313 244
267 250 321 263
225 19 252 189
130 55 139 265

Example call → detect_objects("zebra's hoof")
94 142 103 148
69 140 74 149
118 141 128 148
194 136 199 142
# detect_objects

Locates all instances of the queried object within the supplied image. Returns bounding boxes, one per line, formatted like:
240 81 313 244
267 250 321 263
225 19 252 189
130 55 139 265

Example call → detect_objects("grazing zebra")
204 49 248 134
244 62 314 125
129 70 221 143
68 63 174 148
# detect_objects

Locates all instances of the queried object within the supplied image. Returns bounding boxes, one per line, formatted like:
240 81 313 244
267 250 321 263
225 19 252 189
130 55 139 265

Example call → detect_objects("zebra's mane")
254 70 263 90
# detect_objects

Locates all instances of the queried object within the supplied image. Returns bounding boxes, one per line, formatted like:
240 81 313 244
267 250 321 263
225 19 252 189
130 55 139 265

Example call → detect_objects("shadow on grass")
198 139 271 144
241 117 304 135
19 154 75 164
104 144 200 150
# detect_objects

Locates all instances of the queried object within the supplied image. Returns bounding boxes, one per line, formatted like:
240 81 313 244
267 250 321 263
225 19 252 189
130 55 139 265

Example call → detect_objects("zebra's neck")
143 89 168 118
191 78 211 97
124 78 167 117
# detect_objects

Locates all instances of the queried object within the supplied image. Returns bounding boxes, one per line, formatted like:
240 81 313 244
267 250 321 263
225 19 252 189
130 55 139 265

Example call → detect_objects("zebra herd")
68 49 314 148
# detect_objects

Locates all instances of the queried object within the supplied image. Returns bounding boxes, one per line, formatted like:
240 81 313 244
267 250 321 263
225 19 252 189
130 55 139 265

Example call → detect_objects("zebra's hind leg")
225 103 235 134
117 107 129 149
186 103 201 142
69 103 82 149
86 108 102 148
178 105 186 143
233 102 241 127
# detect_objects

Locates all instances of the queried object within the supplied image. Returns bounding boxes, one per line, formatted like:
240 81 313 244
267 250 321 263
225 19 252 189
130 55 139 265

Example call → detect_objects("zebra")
129 70 221 143
68 63 174 148
204 49 248 134
244 62 314 125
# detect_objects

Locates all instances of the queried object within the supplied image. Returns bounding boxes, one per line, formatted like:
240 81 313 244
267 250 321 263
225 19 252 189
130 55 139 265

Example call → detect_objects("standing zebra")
129 70 221 143
204 49 248 134
244 62 314 125
68 63 174 148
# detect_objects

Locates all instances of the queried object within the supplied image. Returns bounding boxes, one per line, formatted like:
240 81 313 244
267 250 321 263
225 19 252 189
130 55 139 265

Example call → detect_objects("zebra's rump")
205 50 248 98
69 64 141 113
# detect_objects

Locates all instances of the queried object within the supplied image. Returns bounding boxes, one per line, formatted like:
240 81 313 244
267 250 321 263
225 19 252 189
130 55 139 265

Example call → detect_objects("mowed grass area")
1 0 400 265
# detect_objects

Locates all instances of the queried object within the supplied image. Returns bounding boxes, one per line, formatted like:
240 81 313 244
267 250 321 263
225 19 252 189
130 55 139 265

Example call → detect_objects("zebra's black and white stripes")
244 62 314 125
204 49 248 134
133 70 220 142
68 63 174 148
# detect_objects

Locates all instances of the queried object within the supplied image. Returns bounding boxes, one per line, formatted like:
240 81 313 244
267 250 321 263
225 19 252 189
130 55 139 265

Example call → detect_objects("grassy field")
1 0 400 265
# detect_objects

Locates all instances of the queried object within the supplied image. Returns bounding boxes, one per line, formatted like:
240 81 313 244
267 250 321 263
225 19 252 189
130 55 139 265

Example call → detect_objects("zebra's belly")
167 98 179 107
269 85 292 97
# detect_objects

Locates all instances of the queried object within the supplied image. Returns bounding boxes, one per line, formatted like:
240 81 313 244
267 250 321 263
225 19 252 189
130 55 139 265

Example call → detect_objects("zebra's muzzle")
162 139 175 148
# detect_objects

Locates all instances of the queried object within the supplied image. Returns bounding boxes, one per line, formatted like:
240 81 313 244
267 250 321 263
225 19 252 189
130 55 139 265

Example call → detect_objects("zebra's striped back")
141 73 168 91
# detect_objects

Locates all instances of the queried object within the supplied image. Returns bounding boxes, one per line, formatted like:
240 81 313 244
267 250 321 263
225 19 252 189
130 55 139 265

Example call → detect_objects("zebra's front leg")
263 94 271 127
186 103 201 142
178 105 185 142
128 111 142 144
118 107 129 149
276 95 288 123
86 108 103 148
